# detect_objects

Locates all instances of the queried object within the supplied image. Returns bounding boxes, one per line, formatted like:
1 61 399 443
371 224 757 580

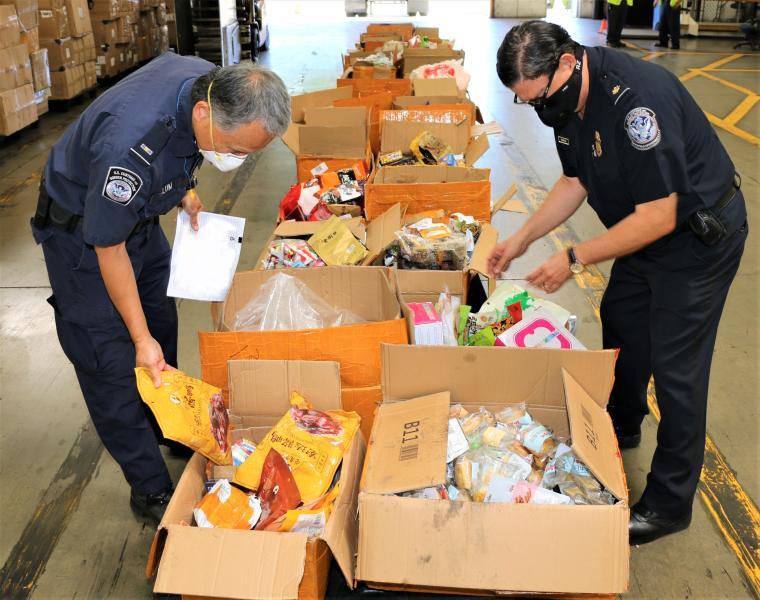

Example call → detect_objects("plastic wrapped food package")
409 59 471 93
231 273 365 331
395 227 467 271
254 449 302 530
263 239 325 270
194 479 262 529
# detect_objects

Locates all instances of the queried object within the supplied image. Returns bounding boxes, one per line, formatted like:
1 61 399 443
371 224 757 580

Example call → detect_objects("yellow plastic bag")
308 216 368 266
280 483 341 536
234 392 360 503
135 368 231 465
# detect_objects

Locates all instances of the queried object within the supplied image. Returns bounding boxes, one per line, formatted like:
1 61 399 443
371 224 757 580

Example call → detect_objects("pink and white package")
495 308 585 350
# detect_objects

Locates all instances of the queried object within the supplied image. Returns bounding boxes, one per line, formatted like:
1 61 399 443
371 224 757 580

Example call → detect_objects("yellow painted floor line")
705 110 760 146
506 141 760 596
725 95 760 127
696 69 759 97
710 68 760 73
699 53 744 70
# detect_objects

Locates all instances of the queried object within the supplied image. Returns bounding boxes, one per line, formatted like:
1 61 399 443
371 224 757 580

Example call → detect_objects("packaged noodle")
255 449 302 530
235 392 360 503
135 368 231 465
194 479 262 529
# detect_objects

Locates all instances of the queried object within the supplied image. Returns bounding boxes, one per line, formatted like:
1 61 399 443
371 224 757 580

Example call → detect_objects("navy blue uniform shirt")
44 52 214 247
554 47 734 235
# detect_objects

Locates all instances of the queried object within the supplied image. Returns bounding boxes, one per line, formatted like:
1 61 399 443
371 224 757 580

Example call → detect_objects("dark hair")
191 63 291 135
496 21 577 87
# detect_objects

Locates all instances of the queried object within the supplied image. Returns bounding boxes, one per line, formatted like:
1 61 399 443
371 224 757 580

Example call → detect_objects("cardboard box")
91 17 117 46
30 46 48 89
88 0 119 19
95 42 118 77
137 6 154 31
33 84 48 114
114 13 133 43
37 5 67 39
357 344 629 596
0 0 37 31
19 23 37 51
414 26 439 39
0 42 31 91
157 21 166 52
83 57 94 86
394 94 479 128
337 77 411 100
333 90 392 155
283 86 373 183
366 22 414 41
49 61 82 97
198 266 409 432
153 2 165 24
0 81 35 133
42 35 73 68
403 47 465 77
80 29 93 59
0 5 21 49
64 0 88 36
147 359 366 600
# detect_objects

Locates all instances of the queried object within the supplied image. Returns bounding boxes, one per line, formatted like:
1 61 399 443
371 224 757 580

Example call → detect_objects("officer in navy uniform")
490 21 747 544
31 53 291 524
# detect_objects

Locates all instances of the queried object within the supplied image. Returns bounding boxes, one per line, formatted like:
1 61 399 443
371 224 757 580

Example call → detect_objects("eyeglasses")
513 58 560 109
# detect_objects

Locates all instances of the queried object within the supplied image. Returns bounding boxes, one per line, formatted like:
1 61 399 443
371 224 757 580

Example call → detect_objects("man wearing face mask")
489 21 746 544
30 53 291 525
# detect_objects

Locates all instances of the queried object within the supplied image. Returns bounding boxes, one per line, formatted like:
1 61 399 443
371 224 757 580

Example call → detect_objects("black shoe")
654 41 668 47
130 487 173 526
613 422 641 449
629 502 691 545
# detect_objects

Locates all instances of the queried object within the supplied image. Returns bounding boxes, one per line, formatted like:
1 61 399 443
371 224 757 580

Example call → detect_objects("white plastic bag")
410 59 471 93
231 273 364 331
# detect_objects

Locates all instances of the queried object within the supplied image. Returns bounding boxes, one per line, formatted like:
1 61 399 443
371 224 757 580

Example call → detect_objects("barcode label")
399 444 419 462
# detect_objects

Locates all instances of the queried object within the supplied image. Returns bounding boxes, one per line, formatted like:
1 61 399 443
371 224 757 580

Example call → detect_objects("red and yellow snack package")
135 368 231 465
255 449 302 531
193 479 262 529
234 392 360 503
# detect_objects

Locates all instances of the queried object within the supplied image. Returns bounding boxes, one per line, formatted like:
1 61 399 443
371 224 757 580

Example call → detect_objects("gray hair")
191 62 291 135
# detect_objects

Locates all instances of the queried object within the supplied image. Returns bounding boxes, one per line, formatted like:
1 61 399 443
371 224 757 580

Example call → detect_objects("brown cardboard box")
336 77 412 100
64 0 88 35
88 0 118 19
153 2 165 24
157 21 166 52
33 85 48 114
0 5 21 49
0 42 31 91
91 17 117 46
80 29 93 59
148 24 158 53
37 0 64 7
366 22 414 41
114 13 132 43
95 42 118 77
357 344 629 596
19 23 37 51
30 46 49 89
42 35 73 68
137 6 154 31
147 359 366 600
394 94 478 127
50 61 82 97
37 5 68 39
135 32 148 60
0 82 36 133
402 47 465 77
0 0 37 32
82 57 94 86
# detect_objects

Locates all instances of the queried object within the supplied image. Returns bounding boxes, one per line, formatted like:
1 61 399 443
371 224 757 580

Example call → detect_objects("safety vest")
608 0 633 6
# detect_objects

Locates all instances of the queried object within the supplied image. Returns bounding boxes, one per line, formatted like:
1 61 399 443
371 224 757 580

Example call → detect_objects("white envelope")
167 211 246 302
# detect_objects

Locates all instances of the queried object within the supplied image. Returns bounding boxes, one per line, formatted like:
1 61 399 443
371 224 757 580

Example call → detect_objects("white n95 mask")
200 150 247 172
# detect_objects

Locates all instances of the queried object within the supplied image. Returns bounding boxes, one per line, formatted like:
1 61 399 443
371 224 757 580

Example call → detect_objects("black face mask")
534 45 585 129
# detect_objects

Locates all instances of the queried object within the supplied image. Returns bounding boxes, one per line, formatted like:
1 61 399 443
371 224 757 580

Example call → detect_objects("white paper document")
167 211 246 302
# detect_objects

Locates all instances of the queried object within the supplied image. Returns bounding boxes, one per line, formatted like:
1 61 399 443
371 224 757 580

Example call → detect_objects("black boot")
130 487 173 526
629 501 692 545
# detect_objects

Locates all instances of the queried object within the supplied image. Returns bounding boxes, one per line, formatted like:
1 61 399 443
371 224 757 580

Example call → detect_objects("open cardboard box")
364 109 490 222
198 266 409 438
334 91 393 156
146 359 367 600
366 22 415 41
357 344 629 596
337 77 412 101
283 87 373 182
403 47 465 77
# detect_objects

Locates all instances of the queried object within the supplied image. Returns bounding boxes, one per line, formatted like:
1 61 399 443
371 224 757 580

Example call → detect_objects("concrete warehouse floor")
1 8 758 600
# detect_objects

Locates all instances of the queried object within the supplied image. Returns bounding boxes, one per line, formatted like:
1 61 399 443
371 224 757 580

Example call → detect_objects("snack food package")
395 228 467 271
235 392 361 503
254 448 302 530
409 130 453 165
279 483 341 536
231 272 364 331
519 421 556 458
436 291 460 347
232 438 257 467
263 239 325 270
194 479 262 529
135 368 231 465
508 480 572 505
308 216 369 266
409 59 471 93
469 447 532 503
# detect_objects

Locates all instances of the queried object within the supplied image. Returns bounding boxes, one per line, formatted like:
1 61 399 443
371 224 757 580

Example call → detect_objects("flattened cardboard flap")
291 86 353 123
363 391 450 494
154 526 308 600
363 203 402 265
464 133 489 166
563 369 628 501
412 77 459 98
228 360 342 417
304 105 367 126
274 218 366 241
468 222 497 278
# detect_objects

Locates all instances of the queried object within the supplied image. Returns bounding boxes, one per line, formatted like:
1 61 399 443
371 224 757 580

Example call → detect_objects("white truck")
345 0 429 16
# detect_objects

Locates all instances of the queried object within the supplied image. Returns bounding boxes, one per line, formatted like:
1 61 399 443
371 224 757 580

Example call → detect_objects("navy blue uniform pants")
607 2 628 44
658 2 681 48
602 192 747 517
34 217 176 495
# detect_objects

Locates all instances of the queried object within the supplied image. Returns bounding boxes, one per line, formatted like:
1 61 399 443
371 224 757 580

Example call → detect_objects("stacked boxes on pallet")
0 4 37 133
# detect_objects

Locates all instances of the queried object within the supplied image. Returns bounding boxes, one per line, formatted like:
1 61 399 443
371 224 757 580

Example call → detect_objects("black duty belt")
687 172 741 246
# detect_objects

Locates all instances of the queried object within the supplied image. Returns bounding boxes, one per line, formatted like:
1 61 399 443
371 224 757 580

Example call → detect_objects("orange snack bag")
193 479 262 529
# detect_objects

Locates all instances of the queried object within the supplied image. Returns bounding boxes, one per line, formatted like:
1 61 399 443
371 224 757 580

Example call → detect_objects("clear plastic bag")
232 273 365 331
396 228 467 271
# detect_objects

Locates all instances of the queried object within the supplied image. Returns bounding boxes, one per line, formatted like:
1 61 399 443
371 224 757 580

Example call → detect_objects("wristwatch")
567 247 585 274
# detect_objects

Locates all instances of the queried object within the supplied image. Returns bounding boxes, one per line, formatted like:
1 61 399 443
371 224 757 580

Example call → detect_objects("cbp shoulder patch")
102 166 143 205
624 107 661 151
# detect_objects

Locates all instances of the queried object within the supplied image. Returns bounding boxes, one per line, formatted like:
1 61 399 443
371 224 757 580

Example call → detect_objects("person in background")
490 21 746 545
31 54 291 525
607 0 633 47
656 0 682 49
